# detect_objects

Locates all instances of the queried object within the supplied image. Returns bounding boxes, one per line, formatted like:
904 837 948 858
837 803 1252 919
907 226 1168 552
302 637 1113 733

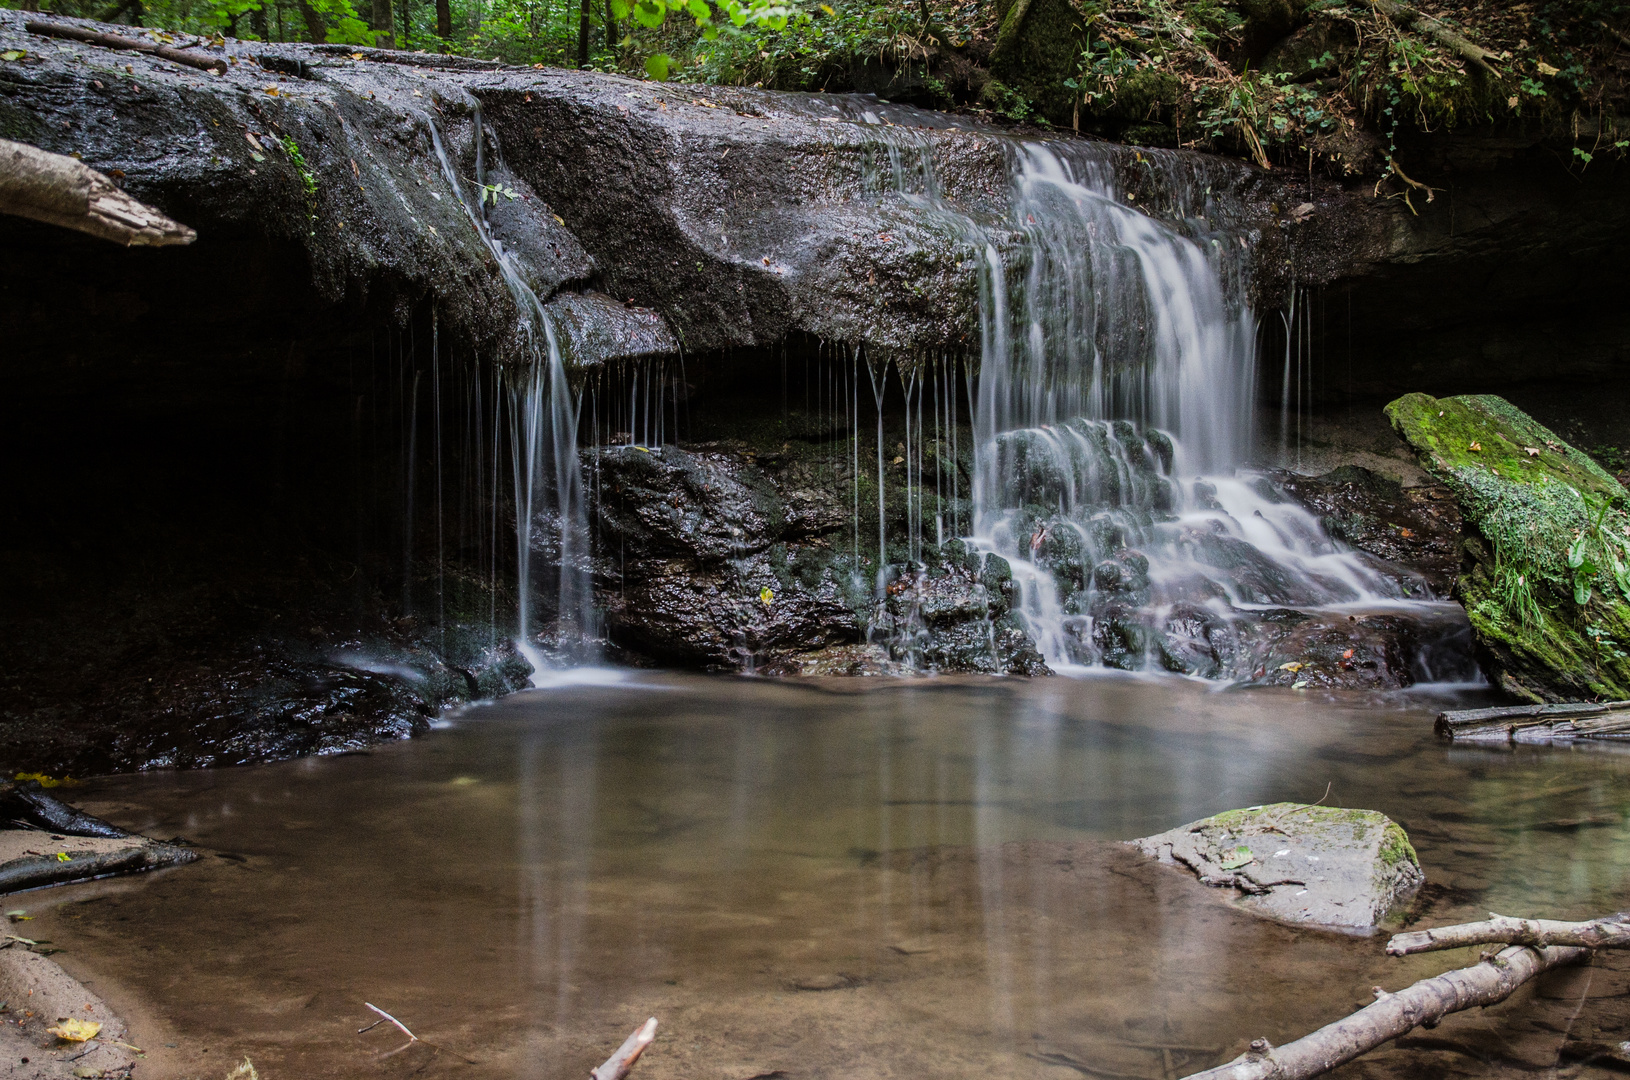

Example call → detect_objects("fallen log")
0 139 196 246
0 842 197 894
1435 700 1630 743
591 1017 658 1080
0 781 131 839
1388 911 1630 955
24 20 228 73
1352 0 1502 75
1179 944 1588 1080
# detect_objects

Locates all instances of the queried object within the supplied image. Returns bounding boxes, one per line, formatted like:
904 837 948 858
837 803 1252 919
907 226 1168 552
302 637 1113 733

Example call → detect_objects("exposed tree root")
25 19 228 72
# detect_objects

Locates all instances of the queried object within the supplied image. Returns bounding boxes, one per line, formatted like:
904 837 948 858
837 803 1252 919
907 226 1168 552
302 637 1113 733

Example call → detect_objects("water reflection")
35 675 1630 1079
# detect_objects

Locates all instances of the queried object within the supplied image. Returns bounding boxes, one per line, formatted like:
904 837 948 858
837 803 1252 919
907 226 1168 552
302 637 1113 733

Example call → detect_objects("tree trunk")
435 0 450 39
251 1 271 40
296 0 328 42
371 0 395 46
603 0 616 52
577 0 590 67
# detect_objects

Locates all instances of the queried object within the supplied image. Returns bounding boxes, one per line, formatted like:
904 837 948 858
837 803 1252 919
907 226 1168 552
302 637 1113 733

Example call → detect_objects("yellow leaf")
1278 662 1303 672
1507 95 1518 109
819 3 834 12
0 50 26 62
1535 61 1559 76
48 1018 101 1042
1468 441 1482 452
759 586 774 606
351 52 365 59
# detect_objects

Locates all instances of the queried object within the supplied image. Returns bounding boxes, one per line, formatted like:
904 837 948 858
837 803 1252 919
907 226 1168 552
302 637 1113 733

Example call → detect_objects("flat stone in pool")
1131 802 1424 931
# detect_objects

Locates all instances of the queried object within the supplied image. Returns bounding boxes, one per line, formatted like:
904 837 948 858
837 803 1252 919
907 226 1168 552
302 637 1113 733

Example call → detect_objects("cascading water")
969 141 1440 676
807 96 1460 679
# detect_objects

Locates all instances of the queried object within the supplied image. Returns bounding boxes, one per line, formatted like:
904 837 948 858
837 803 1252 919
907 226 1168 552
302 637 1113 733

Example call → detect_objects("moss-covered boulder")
1130 803 1423 930
987 0 1091 126
1386 393 1630 703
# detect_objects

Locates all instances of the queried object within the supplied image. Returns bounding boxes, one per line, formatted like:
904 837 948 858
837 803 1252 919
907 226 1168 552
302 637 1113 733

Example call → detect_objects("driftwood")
591 1018 658 1080
0 139 196 246
0 781 131 839
1436 700 1630 743
1388 911 1630 955
1180 944 1588 1080
24 20 228 73
0 842 197 894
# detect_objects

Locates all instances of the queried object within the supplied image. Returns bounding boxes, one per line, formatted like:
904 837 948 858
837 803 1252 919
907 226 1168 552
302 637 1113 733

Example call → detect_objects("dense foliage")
6 0 1626 174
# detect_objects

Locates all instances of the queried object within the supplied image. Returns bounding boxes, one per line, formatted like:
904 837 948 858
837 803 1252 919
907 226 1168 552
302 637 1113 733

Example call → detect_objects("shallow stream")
26 674 1630 1079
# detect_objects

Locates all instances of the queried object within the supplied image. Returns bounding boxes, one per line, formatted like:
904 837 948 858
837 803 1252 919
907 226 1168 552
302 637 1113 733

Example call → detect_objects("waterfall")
423 112 594 679
966 142 1427 674
808 96 1443 677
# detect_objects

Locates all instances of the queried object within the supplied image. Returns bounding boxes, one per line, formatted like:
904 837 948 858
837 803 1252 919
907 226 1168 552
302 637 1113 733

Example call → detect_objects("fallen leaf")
1525 447 1541 457
1278 661 1303 672
1 50 26 62
1292 680 1309 689
1468 441 1482 452
759 586 774 606
1399 527 1413 539
48 1018 101 1042
1507 95 1519 109
891 456 904 464
1218 845 1254 870
1341 649 1354 660
351 52 364 59
264 86 279 96
1536 61 1560 76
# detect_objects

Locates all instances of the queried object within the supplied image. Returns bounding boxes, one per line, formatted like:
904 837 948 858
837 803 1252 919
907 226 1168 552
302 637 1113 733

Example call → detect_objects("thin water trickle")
423 111 594 675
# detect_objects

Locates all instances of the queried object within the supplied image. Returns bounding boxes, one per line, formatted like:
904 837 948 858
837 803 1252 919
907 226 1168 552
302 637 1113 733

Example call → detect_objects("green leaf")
686 0 709 20
609 0 631 17
1568 536 1588 569
644 52 672 79
633 0 666 27
1218 845 1254 871
1575 579 1593 606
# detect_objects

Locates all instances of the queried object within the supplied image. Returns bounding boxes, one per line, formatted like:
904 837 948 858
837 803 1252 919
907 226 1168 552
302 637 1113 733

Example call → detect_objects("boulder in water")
1387 392 1630 702
1130 803 1423 931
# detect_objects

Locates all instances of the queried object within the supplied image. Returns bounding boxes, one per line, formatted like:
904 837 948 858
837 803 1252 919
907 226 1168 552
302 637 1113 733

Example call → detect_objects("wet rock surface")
589 442 1043 673
1131 802 1424 931
1388 392 1630 703
1271 465 1463 594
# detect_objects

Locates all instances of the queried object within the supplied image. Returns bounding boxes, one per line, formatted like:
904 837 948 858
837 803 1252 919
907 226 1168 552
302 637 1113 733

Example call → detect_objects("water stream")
29 676 1630 1079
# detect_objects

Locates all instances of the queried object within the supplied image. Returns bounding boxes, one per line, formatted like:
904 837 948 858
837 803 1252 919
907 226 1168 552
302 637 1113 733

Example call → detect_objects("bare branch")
590 1017 659 1080
362 1002 418 1043
1179 945 1588 1080
1388 912 1630 956
0 139 196 246
25 20 228 73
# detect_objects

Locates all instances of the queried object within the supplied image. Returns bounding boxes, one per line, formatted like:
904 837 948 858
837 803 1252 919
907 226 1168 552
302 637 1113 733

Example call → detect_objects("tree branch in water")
591 1017 659 1080
1388 911 1630 955
1180 944 1588 1080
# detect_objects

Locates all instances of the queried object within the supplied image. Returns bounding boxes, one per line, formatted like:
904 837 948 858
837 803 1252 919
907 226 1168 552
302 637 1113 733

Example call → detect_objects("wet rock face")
1270 465 1463 594
1388 392 1630 703
1131 802 1424 931
588 444 1044 673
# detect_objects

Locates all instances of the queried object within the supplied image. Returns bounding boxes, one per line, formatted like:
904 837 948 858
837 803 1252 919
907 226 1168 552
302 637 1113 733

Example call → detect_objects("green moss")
1378 821 1419 870
1387 393 1630 701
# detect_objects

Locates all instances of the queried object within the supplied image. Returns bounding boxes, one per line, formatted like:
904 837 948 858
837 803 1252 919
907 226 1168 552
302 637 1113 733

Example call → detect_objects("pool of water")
24 674 1630 1079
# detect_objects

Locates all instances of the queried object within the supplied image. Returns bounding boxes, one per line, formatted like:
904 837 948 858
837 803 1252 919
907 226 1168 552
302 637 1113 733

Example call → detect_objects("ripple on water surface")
26 675 1630 1079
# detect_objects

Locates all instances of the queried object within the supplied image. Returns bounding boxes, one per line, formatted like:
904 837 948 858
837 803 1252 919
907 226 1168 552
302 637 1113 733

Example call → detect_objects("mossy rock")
1386 393 1630 703
987 0 1090 125
1131 802 1423 930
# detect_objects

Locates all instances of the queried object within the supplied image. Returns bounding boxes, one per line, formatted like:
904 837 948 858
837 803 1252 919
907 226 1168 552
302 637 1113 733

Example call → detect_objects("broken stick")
591 1017 658 1080
0 139 196 246
1388 911 1630 955
25 20 228 73
1180 944 1588 1080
